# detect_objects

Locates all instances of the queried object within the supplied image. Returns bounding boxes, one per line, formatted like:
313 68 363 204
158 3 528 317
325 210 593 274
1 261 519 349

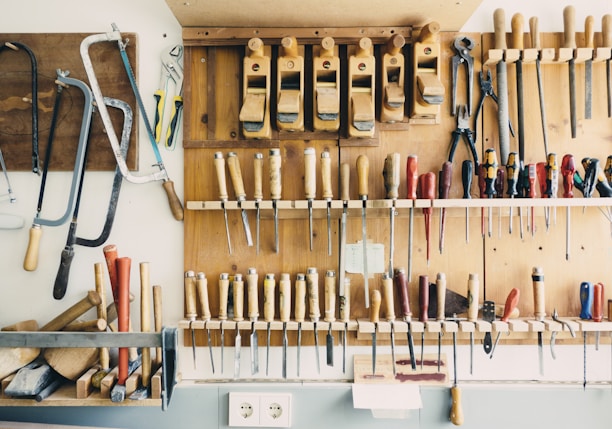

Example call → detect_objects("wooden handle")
281 36 298 57
196 272 211 320
593 282 604 322
214 152 229 201
321 151 333 200
279 273 291 323
153 285 163 366
321 36 335 55
304 147 316 199
233 274 244 322
295 273 306 322
94 262 109 369
493 8 507 50
419 275 429 322
339 277 351 323
386 34 405 56
306 267 320 321
247 37 264 57
417 22 440 44
529 16 540 50
603 15 612 49
356 154 369 199
356 37 373 57
263 273 276 322
382 273 395 321
585 15 594 49
40 290 101 331
162 180 184 221
227 152 246 200
269 148 282 200
140 262 152 387
116 256 131 385
384 152 400 199
23 224 41 271
324 270 336 322
406 155 418 200
563 5 576 49
184 271 197 320
253 153 264 200
63 319 107 331
531 267 546 320
467 273 479 322
218 273 230 320
369 289 381 323
394 268 412 320
511 13 524 50
436 273 446 321
340 162 350 201
450 385 464 426
246 268 259 321
501 288 521 322
103 244 119 306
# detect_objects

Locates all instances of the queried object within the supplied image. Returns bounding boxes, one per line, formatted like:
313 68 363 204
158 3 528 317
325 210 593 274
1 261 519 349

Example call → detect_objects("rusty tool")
321 151 333 256
357 154 370 306
227 152 253 247
438 161 452 253
529 16 549 158
406 155 418 281
218 273 230 374
493 8 511 165
370 289 381 376
304 147 316 251
295 273 306 377
381 272 396 375
462 160 473 243
563 5 577 139
511 13 526 167
233 273 244 379
184 271 198 369
418 172 436 266
213 152 232 254
395 268 416 370
324 270 336 367
419 275 429 369
490 288 520 359
253 153 263 254
436 273 446 372
196 272 214 373
307 267 321 373
467 273 479 374
279 273 291 378
340 277 351 374
384 153 400 276
532 267 546 375
603 14 612 117
246 267 259 375
584 15 594 120
269 148 282 253
263 273 276 376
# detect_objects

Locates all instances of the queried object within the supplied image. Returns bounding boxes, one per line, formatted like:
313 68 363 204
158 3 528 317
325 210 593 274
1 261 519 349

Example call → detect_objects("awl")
246 268 259 375
227 152 253 246
307 267 321 373
357 154 370 307
279 273 291 379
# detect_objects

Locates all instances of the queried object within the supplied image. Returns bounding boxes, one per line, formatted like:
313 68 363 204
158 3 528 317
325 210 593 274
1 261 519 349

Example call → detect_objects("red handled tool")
418 173 436 266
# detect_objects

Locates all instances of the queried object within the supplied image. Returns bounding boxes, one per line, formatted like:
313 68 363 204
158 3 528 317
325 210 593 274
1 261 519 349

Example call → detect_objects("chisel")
370 289 381 376
395 268 416 370
253 153 263 254
269 148 282 253
246 267 259 375
233 273 244 379
357 155 370 307
339 277 351 374
295 273 306 377
406 156 418 281
304 148 316 251
580 281 593 389
493 8 510 165
184 271 198 369
529 16 549 158
227 152 253 247
584 15 594 120
324 270 336 367
338 163 350 292
263 273 276 376
279 273 291 379
218 273 230 375
307 267 321 374
419 275 429 370
563 5 577 139
196 272 214 373
382 272 396 375
321 151 333 256
384 153 400 277
603 14 612 118
436 273 446 372
467 273 479 375
532 267 545 375
213 152 232 254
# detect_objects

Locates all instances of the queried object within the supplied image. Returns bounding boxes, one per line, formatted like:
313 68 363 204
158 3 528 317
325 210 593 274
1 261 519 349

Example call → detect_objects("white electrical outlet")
228 393 261 427
228 392 292 428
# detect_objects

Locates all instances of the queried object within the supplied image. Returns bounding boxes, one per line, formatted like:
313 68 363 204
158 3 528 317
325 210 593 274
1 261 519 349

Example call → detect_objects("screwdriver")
227 152 254 247
580 281 593 389
218 272 230 374
561 154 575 260
213 152 232 254
269 148 282 253
462 160 473 243
483 148 498 237
279 273 291 379
382 272 396 375
357 154 370 307
406 155 418 281
339 277 351 374
536 161 549 230
304 147 316 251
419 274 429 370
263 273 275 376
321 151 333 256
394 267 416 370
418 172 436 266
196 272 215 373
253 153 263 254
295 273 306 377
495 168 505 237
384 153 400 277
505 152 520 236
438 161 452 253
489 287 520 359
184 270 197 369
307 267 321 373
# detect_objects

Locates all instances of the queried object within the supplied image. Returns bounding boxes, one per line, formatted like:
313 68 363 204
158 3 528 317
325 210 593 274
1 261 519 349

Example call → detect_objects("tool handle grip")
218 273 230 320
511 13 524 50
269 149 282 200
370 289 381 323
536 162 547 197
483 148 499 197
436 273 446 321
214 152 229 200
439 161 452 200
103 244 119 305
94 262 110 369
406 155 418 200
340 162 350 201
140 262 152 387
227 152 246 199
384 153 400 199
467 273 479 322
462 160 473 199
53 244 75 300
382 273 395 321
532 267 546 320
563 5 576 49
529 16 540 50
502 288 521 322
603 14 612 49
279 273 291 323
450 385 464 426
165 96 183 148
246 269 259 320
153 89 165 142
162 180 184 221
196 273 211 321
340 278 351 322
306 268 321 321
40 290 102 331
295 274 306 322
493 8 508 50
153 285 163 366
304 148 317 199
321 151 333 199
585 15 595 49
419 275 429 323
357 154 369 199
233 275 244 322
593 282 604 322
394 269 412 320
253 153 264 200
505 153 519 197
580 281 593 320
324 271 336 322
116 256 131 385
23 224 42 271
419 172 437 200
184 271 197 319
263 274 276 322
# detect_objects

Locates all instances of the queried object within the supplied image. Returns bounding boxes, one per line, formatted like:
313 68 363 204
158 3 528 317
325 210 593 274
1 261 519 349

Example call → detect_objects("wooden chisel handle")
339 278 351 323
394 268 412 321
493 8 507 50
357 155 369 199
94 262 109 370
306 267 320 321
246 268 259 321
153 285 163 366
370 289 381 323
419 275 429 322
234 274 244 322
340 162 350 201
214 152 229 201
531 267 546 321
23 224 41 271
467 273 479 322
436 273 446 321
603 15 612 49
279 273 291 323
227 152 246 200
529 17 540 50
511 13 524 51
321 151 333 200
304 148 316 199
219 273 230 320
253 153 264 201
184 271 197 320
263 273 276 322
116 256 131 385
324 270 336 322
382 273 395 321
563 6 576 49
295 273 306 323
384 153 400 199
196 272 211 321
162 180 184 221
140 262 152 387
40 290 101 331
269 149 282 200
103 244 119 306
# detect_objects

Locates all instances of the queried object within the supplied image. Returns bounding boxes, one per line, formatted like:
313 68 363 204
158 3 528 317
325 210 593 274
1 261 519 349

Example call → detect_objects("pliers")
473 70 515 146
448 104 479 170
153 44 184 149
451 36 475 117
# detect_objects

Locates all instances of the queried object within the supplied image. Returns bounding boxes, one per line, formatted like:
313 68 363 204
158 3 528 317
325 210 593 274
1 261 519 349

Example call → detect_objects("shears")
154 44 184 149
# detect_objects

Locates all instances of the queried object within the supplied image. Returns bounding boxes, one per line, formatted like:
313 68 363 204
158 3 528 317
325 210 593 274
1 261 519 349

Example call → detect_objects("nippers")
451 36 475 117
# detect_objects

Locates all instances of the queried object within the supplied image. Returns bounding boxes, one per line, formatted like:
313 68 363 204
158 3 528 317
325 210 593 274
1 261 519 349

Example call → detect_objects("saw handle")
23 224 42 271
162 180 184 221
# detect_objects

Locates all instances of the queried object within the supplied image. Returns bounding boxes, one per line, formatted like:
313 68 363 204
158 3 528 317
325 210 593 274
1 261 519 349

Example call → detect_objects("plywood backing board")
0 33 138 172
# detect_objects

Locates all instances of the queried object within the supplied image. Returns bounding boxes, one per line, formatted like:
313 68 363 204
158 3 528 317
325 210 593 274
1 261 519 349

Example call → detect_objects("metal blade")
342 323 347 374
240 207 253 246
327 204 332 256
585 59 592 119
569 59 577 138
250 323 259 375
308 201 313 251
326 324 334 367
207 328 215 374
362 205 369 308
220 325 225 374
234 328 241 379
222 205 232 255
390 323 396 375
274 202 279 253
266 323 271 376
256 204 260 254
372 328 377 375
538 332 544 375
314 323 320 374
191 325 196 369
282 323 287 379
407 323 416 371
297 323 302 377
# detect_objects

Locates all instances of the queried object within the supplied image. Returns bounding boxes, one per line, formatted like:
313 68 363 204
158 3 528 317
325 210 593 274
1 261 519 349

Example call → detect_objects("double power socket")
228 392 292 427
